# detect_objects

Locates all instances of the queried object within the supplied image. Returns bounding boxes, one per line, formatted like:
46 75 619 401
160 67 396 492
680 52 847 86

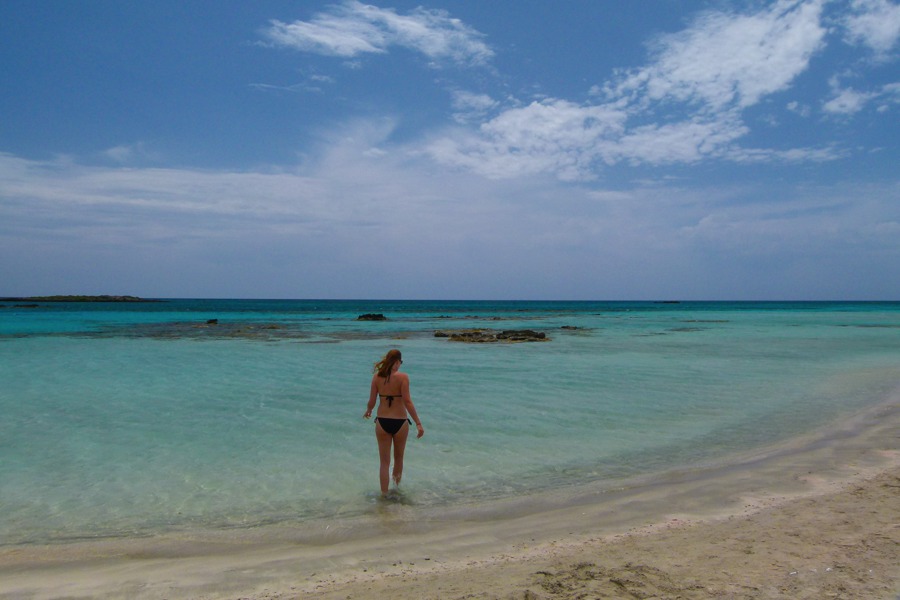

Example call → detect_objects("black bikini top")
379 392 402 407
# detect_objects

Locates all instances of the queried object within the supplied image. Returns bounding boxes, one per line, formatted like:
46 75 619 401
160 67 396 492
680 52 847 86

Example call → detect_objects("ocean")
1 299 898 546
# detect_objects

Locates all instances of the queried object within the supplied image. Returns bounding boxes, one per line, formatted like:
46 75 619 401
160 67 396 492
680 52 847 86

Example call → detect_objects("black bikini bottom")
375 417 411 435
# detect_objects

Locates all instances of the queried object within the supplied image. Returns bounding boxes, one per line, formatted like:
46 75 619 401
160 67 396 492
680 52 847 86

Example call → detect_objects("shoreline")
1 401 898 599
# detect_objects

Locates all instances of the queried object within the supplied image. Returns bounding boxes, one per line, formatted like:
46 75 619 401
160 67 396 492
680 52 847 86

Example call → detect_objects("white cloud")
823 76 900 114
102 142 158 164
609 0 827 111
823 84 877 113
613 114 749 164
426 1 842 181
103 145 137 163
262 0 493 67
731 145 847 162
2 141 898 299
842 0 900 57
881 81 900 108
678 183 900 266
252 1 891 183
451 91 498 124
427 99 627 180
786 100 812 116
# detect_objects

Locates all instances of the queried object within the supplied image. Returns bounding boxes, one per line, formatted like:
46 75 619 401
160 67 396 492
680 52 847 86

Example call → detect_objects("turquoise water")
1 300 899 545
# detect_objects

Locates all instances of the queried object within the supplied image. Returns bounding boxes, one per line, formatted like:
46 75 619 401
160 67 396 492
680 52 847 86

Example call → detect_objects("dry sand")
300 463 900 600
1 404 898 600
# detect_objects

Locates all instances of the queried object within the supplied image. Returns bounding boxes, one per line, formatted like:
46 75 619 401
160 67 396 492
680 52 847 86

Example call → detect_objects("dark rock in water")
435 330 492 342
357 313 387 321
561 325 580 330
434 328 549 343
15 304 40 308
206 319 219 324
497 329 545 341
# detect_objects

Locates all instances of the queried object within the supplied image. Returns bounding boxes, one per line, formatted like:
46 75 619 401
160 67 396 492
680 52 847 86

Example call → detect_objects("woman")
363 349 424 495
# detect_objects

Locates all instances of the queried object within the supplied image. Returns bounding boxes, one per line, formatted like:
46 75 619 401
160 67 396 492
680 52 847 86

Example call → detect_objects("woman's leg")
391 421 410 486
375 422 394 495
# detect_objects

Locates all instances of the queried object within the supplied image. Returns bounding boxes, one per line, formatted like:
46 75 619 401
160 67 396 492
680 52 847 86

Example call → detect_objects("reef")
434 329 549 343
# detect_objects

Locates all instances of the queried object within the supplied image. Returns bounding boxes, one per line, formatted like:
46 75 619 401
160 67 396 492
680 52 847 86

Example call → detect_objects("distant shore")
0 295 161 303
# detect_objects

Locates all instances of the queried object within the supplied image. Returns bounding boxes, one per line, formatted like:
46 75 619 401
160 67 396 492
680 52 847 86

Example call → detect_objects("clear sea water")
1 299 898 546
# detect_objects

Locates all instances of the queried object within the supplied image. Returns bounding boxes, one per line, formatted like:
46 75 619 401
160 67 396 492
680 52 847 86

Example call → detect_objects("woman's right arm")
400 376 424 438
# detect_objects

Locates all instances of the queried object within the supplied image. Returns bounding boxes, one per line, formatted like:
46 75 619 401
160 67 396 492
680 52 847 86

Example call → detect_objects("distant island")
0 295 162 303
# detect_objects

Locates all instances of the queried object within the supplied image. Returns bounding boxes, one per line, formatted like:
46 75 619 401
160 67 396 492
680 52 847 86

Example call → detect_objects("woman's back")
374 372 408 418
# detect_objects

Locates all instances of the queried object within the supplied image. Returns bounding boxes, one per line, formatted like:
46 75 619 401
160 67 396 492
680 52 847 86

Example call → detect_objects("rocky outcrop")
434 329 548 343
357 313 388 321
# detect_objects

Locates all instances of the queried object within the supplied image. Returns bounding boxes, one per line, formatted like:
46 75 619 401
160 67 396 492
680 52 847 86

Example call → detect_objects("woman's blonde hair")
374 349 402 379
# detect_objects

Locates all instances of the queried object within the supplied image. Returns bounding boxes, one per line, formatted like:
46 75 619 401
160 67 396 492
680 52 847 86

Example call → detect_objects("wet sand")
1 403 898 600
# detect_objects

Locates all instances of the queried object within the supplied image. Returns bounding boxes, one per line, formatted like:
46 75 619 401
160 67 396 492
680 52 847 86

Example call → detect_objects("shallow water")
1 300 898 545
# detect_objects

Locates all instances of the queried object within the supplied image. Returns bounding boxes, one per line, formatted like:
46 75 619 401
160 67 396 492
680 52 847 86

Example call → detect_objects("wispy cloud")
262 0 493 67
256 1 890 182
824 77 900 114
3 145 896 298
101 142 159 165
608 0 827 111
841 0 900 57
451 91 499 124
427 99 628 181
824 80 878 114
425 0 884 181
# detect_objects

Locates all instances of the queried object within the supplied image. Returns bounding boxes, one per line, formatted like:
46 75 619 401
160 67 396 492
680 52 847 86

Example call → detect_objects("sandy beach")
299 463 900 600
1 403 898 600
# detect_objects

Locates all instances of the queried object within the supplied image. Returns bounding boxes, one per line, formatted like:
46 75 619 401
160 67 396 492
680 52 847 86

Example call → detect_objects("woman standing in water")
364 349 424 495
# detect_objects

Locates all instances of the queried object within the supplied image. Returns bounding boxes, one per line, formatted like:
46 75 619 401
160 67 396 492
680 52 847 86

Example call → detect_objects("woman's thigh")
392 422 410 456
375 423 394 460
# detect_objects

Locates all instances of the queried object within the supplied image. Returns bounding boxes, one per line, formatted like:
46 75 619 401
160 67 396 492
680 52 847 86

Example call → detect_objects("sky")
1 0 898 300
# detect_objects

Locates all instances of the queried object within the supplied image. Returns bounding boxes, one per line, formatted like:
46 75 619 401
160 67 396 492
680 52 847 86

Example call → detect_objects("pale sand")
1 403 898 600
297 463 900 600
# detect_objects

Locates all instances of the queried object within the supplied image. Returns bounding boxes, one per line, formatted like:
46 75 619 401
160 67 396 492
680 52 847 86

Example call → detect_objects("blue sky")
1 0 898 300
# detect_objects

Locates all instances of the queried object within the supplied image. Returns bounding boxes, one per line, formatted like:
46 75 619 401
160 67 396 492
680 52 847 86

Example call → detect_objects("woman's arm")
364 377 377 419
400 375 424 438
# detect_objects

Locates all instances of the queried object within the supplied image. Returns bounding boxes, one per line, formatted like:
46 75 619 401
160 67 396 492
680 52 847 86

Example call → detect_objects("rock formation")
434 329 548 343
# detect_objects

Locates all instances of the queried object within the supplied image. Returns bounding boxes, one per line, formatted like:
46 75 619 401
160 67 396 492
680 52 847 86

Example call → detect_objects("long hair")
373 349 402 380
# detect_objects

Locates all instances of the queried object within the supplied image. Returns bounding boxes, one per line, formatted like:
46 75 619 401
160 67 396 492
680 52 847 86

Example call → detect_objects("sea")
1 299 899 547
